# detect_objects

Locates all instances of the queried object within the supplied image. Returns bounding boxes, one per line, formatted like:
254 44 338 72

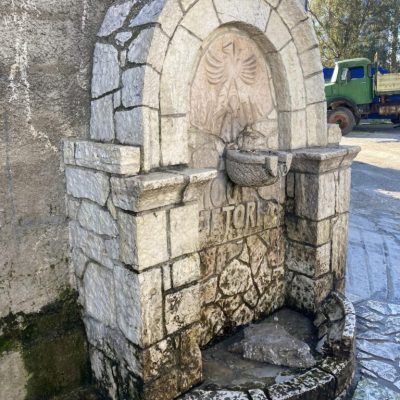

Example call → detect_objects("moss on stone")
0 289 92 400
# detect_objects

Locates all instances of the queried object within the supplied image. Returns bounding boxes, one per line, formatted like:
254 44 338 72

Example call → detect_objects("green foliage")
309 0 400 71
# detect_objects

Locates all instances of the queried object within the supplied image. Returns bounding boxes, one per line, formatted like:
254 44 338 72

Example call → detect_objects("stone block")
78 200 118 237
249 389 269 400
182 390 250 400
115 31 132 46
179 326 203 392
172 254 201 288
181 0 220 40
63 139 76 165
143 337 176 381
69 222 116 269
328 123 342 145
286 172 295 198
201 277 218 305
65 195 80 220
286 241 331 278
97 1 133 37
319 357 354 396
265 11 291 51
214 0 271 31
292 146 357 174
111 172 186 212
278 42 306 112
181 0 197 11
286 215 333 246
292 19 319 54
84 262 116 327
279 110 307 149
92 44 120 98
74 141 140 175
160 26 202 115
307 102 328 147
331 213 349 290
114 265 163 347
90 95 115 142
305 72 326 105
83 317 142 377
121 66 159 109
295 172 336 221
165 284 201 334
267 368 335 400
127 27 169 73
150 0 183 39
71 248 89 279
65 167 109 206
170 203 199 258
161 116 189 166
336 168 351 213
118 210 168 269
300 47 323 78
115 107 160 171
277 0 307 29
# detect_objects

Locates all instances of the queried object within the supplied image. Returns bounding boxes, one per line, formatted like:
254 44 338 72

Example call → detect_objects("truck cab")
325 58 374 134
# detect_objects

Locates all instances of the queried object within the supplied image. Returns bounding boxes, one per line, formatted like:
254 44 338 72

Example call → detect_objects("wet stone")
353 378 400 400
229 322 316 369
357 339 400 362
359 359 398 382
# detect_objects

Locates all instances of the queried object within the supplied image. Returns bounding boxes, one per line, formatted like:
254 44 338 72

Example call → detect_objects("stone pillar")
285 146 360 313
64 139 216 399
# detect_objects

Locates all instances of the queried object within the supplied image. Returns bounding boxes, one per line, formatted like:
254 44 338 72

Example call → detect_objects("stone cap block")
291 145 361 174
63 139 140 176
111 169 217 212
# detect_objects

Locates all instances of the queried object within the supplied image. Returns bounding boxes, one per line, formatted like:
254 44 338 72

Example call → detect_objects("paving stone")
357 339 400 362
97 1 133 37
92 44 120 98
353 378 400 400
359 359 398 382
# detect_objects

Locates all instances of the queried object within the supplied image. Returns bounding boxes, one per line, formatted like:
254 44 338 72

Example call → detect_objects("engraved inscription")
191 32 274 143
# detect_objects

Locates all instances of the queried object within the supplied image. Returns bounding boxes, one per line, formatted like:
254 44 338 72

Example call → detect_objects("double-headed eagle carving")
205 40 259 138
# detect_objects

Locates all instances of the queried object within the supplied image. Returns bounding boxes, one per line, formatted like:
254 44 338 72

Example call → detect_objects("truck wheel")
328 107 356 135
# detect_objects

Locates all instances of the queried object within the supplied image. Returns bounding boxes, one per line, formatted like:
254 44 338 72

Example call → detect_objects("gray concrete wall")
0 0 113 318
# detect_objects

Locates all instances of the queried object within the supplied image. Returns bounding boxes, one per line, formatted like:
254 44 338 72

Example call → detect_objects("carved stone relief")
190 31 276 144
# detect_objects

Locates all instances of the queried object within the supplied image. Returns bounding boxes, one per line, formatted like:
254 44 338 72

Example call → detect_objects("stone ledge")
63 139 141 176
111 168 217 212
291 145 361 174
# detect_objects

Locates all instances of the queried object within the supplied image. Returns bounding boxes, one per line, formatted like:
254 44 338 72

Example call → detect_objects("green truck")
325 58 400 134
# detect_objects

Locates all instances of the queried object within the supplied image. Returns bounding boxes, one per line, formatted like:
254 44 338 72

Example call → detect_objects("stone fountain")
63 1 359 399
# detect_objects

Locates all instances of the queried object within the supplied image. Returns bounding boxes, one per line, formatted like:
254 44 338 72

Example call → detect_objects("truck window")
340 68 349 81
349 66 365 79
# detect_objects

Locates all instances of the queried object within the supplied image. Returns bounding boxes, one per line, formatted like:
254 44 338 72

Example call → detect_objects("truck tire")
328 107 356 135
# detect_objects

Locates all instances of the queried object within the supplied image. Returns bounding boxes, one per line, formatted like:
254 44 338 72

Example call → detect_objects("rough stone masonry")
63 0 360 399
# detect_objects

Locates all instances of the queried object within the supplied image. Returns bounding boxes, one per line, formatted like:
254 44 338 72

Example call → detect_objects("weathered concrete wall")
0 0 113 318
